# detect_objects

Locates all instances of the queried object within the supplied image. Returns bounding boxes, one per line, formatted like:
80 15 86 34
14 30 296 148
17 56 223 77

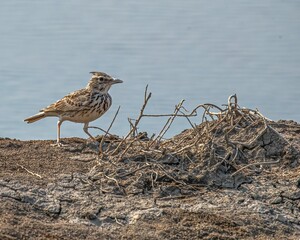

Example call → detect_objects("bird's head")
86 71 123 92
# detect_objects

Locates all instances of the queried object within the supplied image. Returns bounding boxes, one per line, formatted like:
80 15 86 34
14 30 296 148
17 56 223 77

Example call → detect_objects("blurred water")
0 1 299 140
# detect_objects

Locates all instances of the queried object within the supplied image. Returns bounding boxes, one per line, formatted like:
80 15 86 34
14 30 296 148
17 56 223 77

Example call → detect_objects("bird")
24 71 123 145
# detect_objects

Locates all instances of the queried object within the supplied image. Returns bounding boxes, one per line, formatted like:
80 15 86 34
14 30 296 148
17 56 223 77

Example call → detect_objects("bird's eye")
98 77 103 81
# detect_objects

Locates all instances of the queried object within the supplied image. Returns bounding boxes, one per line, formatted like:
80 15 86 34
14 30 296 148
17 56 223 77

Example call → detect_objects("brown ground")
0 120 300 239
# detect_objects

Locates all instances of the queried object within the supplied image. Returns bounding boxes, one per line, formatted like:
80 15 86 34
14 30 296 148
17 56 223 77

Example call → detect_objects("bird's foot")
50 142 67 147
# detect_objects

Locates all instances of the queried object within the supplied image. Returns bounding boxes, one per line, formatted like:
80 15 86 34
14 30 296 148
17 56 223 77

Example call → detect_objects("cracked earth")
0 120 300 239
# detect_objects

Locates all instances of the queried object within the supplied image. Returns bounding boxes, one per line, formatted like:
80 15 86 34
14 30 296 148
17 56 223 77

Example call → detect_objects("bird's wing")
42 89 92 113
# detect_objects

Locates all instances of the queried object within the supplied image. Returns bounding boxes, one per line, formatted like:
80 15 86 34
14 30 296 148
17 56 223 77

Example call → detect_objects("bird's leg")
51 120 64 147
83 122 97 141
57 120 63 144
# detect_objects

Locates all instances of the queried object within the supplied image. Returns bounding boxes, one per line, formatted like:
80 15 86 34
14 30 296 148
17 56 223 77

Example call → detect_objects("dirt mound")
1 93 300 239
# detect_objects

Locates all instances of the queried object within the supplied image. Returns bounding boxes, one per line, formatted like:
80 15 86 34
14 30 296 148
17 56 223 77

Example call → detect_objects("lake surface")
0 1 299 140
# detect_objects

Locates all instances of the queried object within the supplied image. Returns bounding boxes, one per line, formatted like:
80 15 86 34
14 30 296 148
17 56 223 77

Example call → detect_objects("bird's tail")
24 112 46 123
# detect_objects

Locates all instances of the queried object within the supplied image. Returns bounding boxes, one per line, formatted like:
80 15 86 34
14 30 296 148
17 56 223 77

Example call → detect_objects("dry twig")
88 87 296 195
17 164 42 179
98 106 121 156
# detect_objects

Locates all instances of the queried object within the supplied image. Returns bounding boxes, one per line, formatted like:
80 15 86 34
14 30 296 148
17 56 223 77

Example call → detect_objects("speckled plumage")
24 72 123 145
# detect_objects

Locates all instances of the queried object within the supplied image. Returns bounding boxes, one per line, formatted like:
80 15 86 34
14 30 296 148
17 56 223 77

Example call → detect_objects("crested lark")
24 71 123 145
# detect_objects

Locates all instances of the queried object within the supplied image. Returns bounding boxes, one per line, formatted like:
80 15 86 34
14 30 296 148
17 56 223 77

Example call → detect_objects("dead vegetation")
89 86 299 198
1 87 300 239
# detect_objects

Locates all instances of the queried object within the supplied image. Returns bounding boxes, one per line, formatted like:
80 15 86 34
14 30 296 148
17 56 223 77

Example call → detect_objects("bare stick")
88 126 117 138
115 217 124 226
17 164 42 179
225 115 243 135
117 139 137 160
230 146 240 163
105 174 121 189
117 131 152 161
99 106 121 156
142 113 197 117
111 85 152 155
227 124 268 150
177 109 203 140
190 103 224 115
127 118 137 136
154 99 185 143
231 158 281 177
154 163 187 185
132 85 152 135
118 164 151 178
228 94 237 111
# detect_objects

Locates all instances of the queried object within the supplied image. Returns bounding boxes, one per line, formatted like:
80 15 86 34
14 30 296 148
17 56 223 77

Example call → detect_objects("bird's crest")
90 71 110 78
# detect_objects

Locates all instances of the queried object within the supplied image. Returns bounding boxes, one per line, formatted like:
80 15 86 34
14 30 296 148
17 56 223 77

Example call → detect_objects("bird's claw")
50 142 67 147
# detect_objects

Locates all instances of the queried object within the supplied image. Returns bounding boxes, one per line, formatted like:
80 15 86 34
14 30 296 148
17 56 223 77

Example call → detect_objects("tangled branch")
89 87 298 197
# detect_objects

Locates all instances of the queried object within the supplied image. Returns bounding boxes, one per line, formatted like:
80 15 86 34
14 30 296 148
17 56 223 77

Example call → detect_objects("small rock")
289 191 300 200
43 200 61 216
296 178 300 188
0 187 21 200
282 191 300 200
270 196 283 204
0 142 22 148
85 212 97 220
276 214 289 224
63 146 83 153
128 208 163 225
159 186 181 197
69 155 96 162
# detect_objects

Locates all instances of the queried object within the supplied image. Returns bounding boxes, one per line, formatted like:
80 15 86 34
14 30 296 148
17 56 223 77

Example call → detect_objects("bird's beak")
112 78 123 84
